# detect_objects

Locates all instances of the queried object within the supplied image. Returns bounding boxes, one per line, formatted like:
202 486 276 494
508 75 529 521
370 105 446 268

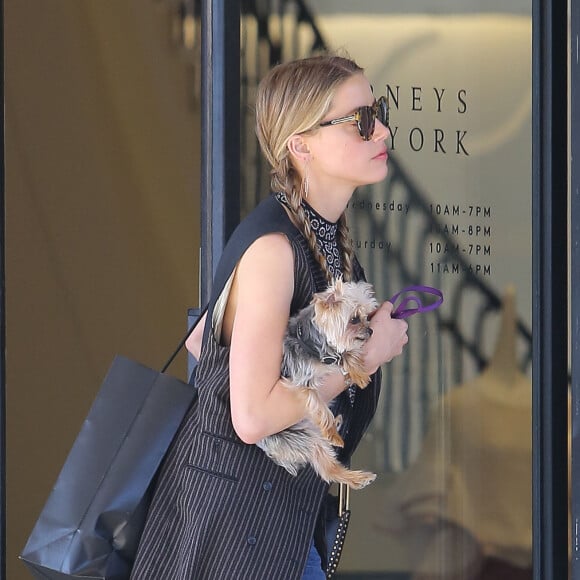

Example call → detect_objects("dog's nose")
367 328 373 337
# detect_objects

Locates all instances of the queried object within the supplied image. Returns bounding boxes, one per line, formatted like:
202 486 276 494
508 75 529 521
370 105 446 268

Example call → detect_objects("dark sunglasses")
319 96 389 141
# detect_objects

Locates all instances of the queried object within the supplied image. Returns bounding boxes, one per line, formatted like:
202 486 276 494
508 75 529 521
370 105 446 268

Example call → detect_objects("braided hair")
255 54 360 283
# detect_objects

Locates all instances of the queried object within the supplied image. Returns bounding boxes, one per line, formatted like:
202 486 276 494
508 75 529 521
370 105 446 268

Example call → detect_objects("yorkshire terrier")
257 278 378 489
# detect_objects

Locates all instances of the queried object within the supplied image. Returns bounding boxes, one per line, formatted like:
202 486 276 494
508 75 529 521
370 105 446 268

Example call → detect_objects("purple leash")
388 285 444 319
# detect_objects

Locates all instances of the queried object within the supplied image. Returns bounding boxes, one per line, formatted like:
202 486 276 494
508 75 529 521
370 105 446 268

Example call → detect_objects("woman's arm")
182 233 319 444
192 232 409 445
227 233 326 444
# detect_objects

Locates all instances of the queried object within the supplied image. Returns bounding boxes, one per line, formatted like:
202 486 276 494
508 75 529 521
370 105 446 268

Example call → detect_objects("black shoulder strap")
161 304 208 373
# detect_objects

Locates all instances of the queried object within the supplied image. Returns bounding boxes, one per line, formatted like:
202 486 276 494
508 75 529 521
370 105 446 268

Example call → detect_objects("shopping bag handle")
162 305 208 373
388 285 444 319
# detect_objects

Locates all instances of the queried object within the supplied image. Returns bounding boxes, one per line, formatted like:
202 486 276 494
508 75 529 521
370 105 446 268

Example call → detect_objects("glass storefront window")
242 2 533 577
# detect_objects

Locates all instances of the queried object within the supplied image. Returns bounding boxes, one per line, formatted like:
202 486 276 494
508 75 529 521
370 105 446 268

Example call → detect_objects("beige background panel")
5 1 201 578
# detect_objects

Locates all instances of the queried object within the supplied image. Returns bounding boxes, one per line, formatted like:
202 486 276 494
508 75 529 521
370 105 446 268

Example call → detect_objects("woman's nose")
373 119 390 142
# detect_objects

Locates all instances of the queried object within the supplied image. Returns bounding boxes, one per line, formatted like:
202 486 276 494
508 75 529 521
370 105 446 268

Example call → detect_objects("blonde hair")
255 55 362 282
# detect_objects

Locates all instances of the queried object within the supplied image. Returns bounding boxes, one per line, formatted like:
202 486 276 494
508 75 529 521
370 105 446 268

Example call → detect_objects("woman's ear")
287 134 311 165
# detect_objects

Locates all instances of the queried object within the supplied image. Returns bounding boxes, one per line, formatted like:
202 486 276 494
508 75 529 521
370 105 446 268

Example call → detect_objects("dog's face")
311 279 378 355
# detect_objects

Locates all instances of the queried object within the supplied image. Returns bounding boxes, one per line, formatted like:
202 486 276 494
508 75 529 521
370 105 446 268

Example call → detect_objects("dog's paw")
321 423 344 447
347 471 377 490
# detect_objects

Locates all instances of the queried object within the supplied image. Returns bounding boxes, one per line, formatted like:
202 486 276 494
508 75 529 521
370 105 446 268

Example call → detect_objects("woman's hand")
362 301 409 374
317 301 408 404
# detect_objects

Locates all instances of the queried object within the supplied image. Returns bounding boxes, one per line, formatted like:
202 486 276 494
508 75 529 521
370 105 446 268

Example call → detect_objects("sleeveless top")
131 194 382 580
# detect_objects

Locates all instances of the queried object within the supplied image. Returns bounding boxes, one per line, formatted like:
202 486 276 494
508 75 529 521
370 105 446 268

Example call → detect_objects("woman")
131 54 409 580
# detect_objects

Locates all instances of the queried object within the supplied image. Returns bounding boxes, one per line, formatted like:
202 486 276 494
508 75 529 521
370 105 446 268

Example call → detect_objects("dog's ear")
324 291 338 307
332 277 344 296
323 278 343 307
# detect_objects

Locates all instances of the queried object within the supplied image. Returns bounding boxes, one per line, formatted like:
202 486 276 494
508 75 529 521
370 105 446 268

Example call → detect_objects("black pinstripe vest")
131 195 381 580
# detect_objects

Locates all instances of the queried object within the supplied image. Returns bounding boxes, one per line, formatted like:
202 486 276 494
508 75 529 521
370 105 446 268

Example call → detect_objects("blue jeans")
301 539 325 579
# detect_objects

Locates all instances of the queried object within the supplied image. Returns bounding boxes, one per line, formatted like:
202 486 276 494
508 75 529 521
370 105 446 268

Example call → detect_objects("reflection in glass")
378 287 531 580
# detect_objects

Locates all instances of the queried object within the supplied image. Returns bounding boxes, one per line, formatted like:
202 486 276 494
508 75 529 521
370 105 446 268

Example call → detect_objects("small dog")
257 278 378 489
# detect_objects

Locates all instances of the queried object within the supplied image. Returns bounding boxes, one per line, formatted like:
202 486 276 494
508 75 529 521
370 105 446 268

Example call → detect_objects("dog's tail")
310 439 376 490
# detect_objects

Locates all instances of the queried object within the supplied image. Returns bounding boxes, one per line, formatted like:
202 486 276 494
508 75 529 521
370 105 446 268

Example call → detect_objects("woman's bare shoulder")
238 232 294 282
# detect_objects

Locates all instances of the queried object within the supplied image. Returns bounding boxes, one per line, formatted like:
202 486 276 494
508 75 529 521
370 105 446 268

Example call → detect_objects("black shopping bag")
19 354 198 580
